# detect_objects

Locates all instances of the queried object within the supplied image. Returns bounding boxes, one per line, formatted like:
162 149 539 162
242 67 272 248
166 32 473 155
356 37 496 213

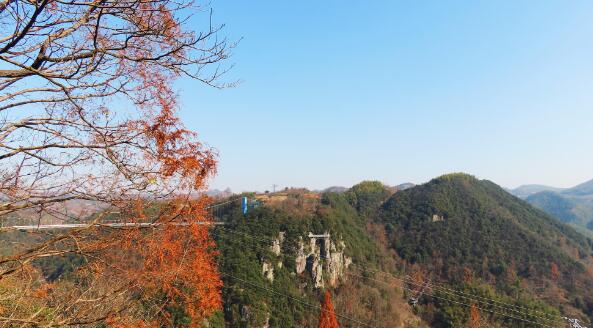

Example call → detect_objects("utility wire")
211 224 565 322
205 197 243 209
213 227 561 327
343 270 559 328
220 272 376 328
211 226 567 327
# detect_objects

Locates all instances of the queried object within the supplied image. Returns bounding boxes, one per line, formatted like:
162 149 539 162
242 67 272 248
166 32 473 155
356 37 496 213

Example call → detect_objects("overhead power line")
211 226 573 328
212 225 567 321
220 272 376 328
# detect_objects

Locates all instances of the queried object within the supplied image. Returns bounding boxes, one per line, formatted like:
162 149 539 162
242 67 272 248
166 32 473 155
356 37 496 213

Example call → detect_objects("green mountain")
10 175 593 327
378 173 593 326
213 184 423 328
212 175 593 327
527 191 593 228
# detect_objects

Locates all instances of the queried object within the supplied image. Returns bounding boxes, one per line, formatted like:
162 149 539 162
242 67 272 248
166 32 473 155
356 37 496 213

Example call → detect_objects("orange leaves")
31 283 53 299
318 291 340 328
1 0 228 325
104 198 222 326
550 262 560 281
122 50 216 191
141 224 222 321
468 303 481 328
130 2 183 41
142 106 216 189
105 315 154 328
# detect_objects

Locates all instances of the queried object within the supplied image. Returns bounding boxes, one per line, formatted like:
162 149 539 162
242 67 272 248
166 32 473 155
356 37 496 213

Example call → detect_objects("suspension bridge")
0 196 251 231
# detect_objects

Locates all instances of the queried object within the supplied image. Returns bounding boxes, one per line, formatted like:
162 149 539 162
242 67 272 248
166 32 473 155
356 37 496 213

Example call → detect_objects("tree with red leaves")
468 303 481 328
318 290 340 328
0 0 232 326
551 262 560 281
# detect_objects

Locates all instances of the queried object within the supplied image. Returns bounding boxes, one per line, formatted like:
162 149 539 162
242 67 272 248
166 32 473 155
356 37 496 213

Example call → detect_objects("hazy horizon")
207 172 592 194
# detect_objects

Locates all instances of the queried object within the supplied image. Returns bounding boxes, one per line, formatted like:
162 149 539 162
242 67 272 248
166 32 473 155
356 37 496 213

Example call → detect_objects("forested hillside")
207 176 593 327
526 190 593 238
379 174 593 326
211 186 423 327
5 176 593 327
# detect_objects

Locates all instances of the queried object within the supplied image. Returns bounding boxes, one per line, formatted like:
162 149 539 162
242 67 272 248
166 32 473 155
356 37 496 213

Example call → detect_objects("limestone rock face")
295 236 307 274
262 313 270 328
261 231 351 288
270 231 285 256
263 232 285 280
262 261 274 282
312 258 323 288
297 232 351 288
326 240 348 286
240 305 251 321
431 214 445 222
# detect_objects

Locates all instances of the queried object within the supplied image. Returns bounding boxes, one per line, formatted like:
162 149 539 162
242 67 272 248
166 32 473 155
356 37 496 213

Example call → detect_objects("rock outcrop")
261 231 351 288
295 236 307 274
270 231 285 256
431 214 445 222
262 261 274 282
297 232 351 288
262 232 286 282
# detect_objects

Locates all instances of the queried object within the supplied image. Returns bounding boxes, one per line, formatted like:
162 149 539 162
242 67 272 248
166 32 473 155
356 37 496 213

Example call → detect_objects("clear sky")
176 0 593 192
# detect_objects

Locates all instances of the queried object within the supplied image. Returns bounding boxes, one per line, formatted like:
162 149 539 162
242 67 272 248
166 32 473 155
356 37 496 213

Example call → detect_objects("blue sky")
177 1 593 192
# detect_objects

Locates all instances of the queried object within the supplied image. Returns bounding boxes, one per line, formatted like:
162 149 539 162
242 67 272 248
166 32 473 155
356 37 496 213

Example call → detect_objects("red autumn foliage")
551 262 560 281
128 200 222 323
0 0 232 326
468 303 481 328
318 291 340 328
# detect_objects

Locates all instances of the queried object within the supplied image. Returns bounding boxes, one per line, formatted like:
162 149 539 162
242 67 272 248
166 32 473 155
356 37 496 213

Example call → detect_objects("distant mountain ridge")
526 191 580 223
206 188 234 198
509 184 566 198
510 178 593 199
322 186 348 193
510 178 593 237
563 178 593 196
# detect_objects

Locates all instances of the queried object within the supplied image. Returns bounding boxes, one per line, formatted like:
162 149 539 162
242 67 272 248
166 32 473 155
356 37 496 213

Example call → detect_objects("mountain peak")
433 172 477 182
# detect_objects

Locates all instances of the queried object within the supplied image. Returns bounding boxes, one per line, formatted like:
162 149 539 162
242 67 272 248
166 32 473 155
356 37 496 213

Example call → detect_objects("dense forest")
378 174 593 326
209 175 593 327
4 174 593 327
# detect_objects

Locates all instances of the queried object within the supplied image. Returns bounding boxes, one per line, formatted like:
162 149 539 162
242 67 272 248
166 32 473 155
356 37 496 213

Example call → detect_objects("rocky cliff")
262 231 351 288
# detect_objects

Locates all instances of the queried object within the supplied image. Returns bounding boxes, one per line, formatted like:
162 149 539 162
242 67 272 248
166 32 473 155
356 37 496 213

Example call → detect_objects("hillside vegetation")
209 175 593 327
379 174 593 326
212 186 423 327
5 176 593 327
